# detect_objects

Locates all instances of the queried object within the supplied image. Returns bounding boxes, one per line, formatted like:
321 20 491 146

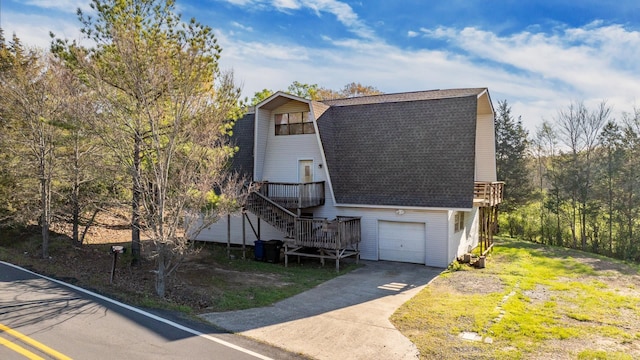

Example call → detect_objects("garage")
378 221 426 264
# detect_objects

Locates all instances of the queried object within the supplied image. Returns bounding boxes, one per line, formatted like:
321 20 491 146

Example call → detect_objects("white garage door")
378 221 426 264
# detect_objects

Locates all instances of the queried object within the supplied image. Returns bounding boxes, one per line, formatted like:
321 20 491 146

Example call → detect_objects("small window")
454 212 465 233
274 111 314 135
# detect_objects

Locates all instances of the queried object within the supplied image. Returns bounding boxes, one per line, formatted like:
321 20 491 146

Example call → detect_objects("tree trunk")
72 136 80 245
555 192 562 247
41 175 49 259
580 203 587 251
608 154 613 255
155 245 166 297
80 208 100 245
39 141 50 259
131 132 142 265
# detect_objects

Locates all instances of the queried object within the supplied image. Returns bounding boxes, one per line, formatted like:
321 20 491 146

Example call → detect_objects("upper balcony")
256 181 325 209
473 181 504 207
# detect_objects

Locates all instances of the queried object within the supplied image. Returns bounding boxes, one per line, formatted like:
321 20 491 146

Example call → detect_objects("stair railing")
245 191 297 238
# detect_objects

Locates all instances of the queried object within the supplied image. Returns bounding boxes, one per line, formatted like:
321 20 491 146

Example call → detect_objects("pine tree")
495 100 533 210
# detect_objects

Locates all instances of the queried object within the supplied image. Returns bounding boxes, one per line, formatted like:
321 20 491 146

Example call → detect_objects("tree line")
496 99 640 262
0 0 249 296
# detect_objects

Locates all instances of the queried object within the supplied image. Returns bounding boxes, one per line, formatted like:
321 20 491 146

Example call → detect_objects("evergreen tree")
494 100 533 236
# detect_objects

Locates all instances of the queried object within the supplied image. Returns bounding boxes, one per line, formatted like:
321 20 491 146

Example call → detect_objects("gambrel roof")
228 112 255 178
321 88 486 107
229 88 490 209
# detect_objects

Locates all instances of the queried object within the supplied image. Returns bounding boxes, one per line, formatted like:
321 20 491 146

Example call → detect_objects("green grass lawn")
391 237 640 359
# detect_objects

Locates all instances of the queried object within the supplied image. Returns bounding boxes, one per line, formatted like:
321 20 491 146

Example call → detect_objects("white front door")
299 160 313 183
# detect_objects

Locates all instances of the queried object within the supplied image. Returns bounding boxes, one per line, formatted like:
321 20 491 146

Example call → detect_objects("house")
194 88 503 268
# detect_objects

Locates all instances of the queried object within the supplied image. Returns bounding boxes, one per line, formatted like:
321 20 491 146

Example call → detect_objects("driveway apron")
200 261 442 360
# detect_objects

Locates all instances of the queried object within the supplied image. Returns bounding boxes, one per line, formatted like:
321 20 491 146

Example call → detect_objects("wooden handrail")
246 191 297 237
295 217 361 248
257 181 325 208
474 181 504 206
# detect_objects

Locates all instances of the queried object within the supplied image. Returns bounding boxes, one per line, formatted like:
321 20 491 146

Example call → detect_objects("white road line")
1 261 274 360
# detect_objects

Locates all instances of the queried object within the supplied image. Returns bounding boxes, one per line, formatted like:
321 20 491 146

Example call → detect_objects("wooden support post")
284 244 288 267
242 210 246 260
227 213 231 258
110 252 118 284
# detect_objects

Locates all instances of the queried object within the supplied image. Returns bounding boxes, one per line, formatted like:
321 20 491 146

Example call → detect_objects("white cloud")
2 11 83 49
218 0 376 39
216 21 640 131
22 0 93 14
231 21 254 32
414 23 640 129
9 1 640 132
273 0 301 10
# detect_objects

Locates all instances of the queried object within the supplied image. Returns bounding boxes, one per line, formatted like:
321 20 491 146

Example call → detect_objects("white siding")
193 212 284 244
447 207 480 262
197 204 454 268
333 207 449 267
475 113 497 182
262 101 328 183
274 100 308 114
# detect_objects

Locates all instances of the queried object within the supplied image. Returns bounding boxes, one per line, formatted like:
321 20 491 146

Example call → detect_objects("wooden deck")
285 216 361 272
473 181 504 258
473 181 504 207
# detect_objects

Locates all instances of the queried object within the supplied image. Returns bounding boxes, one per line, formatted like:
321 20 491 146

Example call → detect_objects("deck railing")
257 181 325 209
474 181 504 206
295 216 361 249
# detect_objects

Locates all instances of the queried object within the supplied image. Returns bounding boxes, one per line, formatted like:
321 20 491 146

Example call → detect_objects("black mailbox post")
110 246 126 284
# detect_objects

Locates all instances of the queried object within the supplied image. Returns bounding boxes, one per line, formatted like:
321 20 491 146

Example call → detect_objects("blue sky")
2 0 640 131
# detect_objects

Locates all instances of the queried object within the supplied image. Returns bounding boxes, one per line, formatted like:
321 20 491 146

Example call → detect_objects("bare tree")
554 101 609 250
0 38 64 257
54 0 248 296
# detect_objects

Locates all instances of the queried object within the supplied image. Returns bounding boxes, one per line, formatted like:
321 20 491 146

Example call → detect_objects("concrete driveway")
200 261 442 360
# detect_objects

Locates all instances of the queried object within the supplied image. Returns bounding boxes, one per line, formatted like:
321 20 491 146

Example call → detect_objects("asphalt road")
0 261 305 360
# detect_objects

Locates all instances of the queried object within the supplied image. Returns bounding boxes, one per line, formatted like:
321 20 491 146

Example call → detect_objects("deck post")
284 243 289 267
242 210 246 260
226 213 231 258
336 219 341 272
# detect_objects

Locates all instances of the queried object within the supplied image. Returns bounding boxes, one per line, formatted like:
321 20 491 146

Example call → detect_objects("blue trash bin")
254 240 265 261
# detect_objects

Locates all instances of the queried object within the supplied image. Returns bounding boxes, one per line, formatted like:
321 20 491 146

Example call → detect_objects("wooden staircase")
243 182 361 271
245 191 297 238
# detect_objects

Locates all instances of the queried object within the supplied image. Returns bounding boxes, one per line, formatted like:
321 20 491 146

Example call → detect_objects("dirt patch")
434 270 505 295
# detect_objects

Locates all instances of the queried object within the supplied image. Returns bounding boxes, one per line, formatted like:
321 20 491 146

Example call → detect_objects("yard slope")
392 237 640 360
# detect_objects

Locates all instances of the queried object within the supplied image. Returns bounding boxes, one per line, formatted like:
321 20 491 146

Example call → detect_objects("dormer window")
275 112 315 135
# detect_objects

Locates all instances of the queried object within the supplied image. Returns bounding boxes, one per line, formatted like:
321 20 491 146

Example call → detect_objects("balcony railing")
257 181 325 209
473 181 504 206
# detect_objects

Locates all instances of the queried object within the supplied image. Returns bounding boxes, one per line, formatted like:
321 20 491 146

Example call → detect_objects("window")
275 112 314 135
454 212 465 233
